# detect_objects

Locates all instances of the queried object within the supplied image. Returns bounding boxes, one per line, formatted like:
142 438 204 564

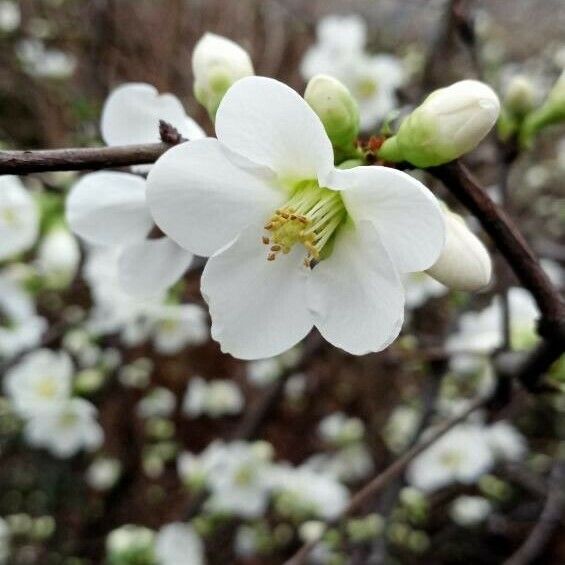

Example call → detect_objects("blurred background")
0 1 563 564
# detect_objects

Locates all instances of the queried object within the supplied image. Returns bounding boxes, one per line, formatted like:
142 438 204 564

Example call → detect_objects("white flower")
318 412 365 446
380 80 500 167
147 77 445 359
0 1 20 33
192 33 254 117
0 516 9 563
67 82 205 296
17 39 76 79
151 304 209 354
383 404 421 454
427 209 492 291
86 457 122 491
450 495 492 527
4 349 72 417
0 275 45 360
106 525 155 562
406 424 494 492
203 441 273 518
301 15 405 129
486 421 527 462
270 464 349 520
447 287 539 354
0 176 39 261
182 376 243 418
246 357 283 387
155 523 205 565
137 387 176 419
24 398 103 458
305 444 374 482
36 226 80 287
403 273 448 309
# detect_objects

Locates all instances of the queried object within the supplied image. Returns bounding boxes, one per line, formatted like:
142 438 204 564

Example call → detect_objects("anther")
262 236 270 245
267 253 276 261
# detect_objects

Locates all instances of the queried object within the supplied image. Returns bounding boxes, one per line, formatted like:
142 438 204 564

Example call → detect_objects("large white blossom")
0 275 45 360
148 77 445 359
300 14 405 129
0 176 39 261
67 83 205 296
4 349 72 417
24 398 103 458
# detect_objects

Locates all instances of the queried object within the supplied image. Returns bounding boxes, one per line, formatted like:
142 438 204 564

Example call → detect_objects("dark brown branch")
503 458 565 565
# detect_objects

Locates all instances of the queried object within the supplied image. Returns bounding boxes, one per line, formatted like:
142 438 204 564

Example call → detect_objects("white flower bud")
304 74 360 150
192 33 254 119
504 75 537 117
37 226 80 288
379 80 500 167
427 209 492 291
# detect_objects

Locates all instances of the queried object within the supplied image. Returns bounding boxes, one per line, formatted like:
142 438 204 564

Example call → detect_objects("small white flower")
0 176 39 261
246 357 283 386
24 398 103 458
318 412 365 446
182 376 244 418
155 523 205 565
406 424 494 492
137 387 176 419
67 82 205 296
450 495 492 527
301 14 404 129
4 349 72 417
447 287 539 354
192 33 254 118
203 441 273 518
36 226 80 287
150 303 209 354
486 421 527 462
106 525 155 562
86 457 122 491
0 0 20 33
0 275 45 360
305 444 374 482
148 77 445 359
17 39 76 79
383 404 421 454
270 464 349 520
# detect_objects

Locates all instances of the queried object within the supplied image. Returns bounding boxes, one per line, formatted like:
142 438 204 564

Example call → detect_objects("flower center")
262 182 346 267
36 378 57 399
356 76 379 100
440 450 463 470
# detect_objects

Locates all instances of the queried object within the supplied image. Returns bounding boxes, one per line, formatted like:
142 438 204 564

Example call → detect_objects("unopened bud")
192 33 254 119
304 74 360 151
504 75 536 117
427 209 492 291
379 80 500 167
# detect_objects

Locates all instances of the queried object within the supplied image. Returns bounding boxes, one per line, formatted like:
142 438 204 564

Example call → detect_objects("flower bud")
503 75 536 117
304 74 360 151
192 33 254 119
37 226 80 288
427 209 492 291
378 80 500 167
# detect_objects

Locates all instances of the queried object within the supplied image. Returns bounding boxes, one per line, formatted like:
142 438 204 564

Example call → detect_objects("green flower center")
263 181 347 267
35 378 57 399
356 76 379 100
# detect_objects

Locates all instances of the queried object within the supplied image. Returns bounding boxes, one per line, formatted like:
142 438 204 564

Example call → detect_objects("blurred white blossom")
182 376 244 418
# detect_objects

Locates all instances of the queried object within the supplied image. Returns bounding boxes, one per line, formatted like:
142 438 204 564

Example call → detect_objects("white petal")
118 237 193 296
201 224 312 360
308 221 404 355
327 166 445 273
101 82 201 145
182 116 206 140
147 138 283 257
215 76 334 182
66 171 152 246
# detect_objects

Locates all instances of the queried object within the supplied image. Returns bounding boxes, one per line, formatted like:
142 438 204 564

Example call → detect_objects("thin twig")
284 395 487 565
503 457 565 565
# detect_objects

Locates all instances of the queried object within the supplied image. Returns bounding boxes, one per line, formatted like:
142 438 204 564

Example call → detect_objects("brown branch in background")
284 395 488 565
503 457 565 565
